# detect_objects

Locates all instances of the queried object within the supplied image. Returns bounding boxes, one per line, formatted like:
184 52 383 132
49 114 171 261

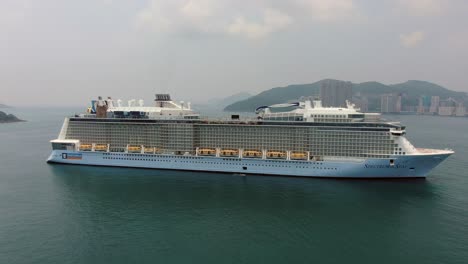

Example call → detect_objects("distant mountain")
213 92 252 107
195 92 252 113
224 82 324 112
0 111 23 123
224 79 466 112
0 103 10 108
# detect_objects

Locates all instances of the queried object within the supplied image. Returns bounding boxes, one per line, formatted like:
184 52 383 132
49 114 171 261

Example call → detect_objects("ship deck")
416 148 454 155
68 117 404 129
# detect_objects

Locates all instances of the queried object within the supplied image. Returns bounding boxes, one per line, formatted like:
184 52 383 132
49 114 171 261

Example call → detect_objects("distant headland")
224 79 467 117
0 111 23 123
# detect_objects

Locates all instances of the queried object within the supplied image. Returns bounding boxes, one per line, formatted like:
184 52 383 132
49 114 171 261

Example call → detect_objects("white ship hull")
47 150 452 178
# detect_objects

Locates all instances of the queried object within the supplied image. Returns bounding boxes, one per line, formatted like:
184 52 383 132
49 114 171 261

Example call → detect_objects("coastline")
0 111 24 123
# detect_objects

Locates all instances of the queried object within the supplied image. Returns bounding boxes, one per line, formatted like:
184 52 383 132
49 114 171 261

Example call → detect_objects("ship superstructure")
47 94 453 178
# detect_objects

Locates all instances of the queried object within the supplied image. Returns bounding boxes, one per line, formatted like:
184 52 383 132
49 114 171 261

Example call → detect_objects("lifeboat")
128 145 142 153
243 150 262 158
198 148 216 156
311 155 323 161
94 144 108 152
220 149 239 157
266 151 286 159
144 147 155 154
290 152 308 160
79 144 92 151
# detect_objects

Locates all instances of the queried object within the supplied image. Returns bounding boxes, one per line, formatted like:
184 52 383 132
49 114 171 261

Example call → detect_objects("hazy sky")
1 0 467 106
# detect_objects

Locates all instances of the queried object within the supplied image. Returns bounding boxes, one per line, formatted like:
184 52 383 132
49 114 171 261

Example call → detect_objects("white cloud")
398 0 444 16
400 31 425 47
297 0 356 21
180 0 216 19
135 0 356 39
227 9 292 39
135 1 178 32
135 0 235 35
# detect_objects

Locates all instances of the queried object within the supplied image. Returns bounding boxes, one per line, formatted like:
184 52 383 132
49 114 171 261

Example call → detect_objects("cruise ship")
47 94 453 178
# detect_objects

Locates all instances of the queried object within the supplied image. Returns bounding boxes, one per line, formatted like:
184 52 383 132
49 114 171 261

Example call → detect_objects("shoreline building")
320 80 352 107
381 94 402 113
418 95 431 113
438 98 456 116
430 96 440 114
353 97 369 112
455 102 466 117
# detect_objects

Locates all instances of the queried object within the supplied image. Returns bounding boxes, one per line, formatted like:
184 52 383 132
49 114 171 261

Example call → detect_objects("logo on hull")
62 153 82 160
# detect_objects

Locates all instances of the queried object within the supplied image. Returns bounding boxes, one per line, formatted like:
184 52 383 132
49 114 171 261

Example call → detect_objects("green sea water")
0 108 467 264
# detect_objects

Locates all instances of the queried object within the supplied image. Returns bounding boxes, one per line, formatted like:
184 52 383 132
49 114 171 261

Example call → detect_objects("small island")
0 111 23 123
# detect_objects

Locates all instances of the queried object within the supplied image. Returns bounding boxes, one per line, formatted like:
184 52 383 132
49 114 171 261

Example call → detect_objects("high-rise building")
438 107 455 116
429 96 440 113
403 105 417 112
395 95 402 112
380 94 401 113
381 94 394 113
438 98 456 116
320 80 352 107
417 95 431 113
418 97 424 113
353 97 369 112
455 102 466 117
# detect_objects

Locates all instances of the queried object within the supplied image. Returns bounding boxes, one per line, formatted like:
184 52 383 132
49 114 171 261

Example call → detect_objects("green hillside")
224 79 466 112
214 92 252 108
224 80 324 112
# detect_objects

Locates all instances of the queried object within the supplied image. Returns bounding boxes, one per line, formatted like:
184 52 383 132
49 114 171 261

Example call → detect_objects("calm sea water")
0 108 467 264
